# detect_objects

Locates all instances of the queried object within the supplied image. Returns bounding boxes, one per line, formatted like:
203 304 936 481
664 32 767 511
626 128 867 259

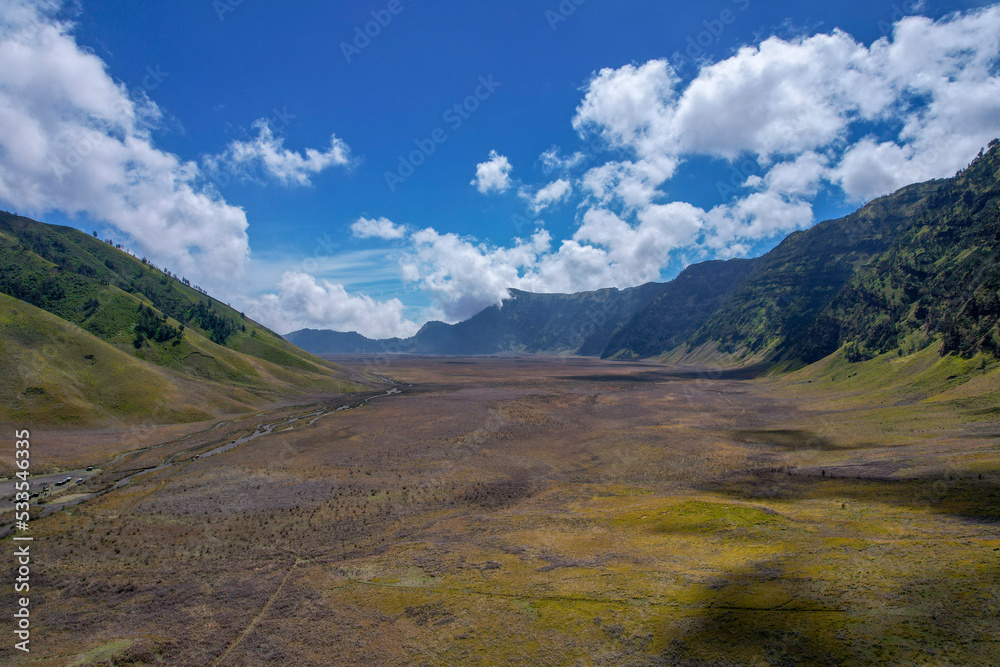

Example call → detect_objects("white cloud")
750 151 828 198
204 119 351 187
400 227 551 321
706 193 814 253
669 33 883 160
245 272 419 339
471 150 513 194
258 7 1000 330
831 8 1000 200
351 216 406 240
522 179 572 213
0 1 249 283
580 156 678 209
573 60 679 159
565 6 1000 250
539 146 585 173
570 203 704 285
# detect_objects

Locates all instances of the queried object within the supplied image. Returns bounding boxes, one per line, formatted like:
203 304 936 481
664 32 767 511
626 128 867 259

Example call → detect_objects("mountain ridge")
286 281 672 356
289 141 1000 366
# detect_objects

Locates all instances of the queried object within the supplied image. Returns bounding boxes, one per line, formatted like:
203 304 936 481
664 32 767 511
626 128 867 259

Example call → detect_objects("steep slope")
790 140 1000 362
0 213 363 425
1 292 240 424
685 180 942 358
601 259 756 359
616 141 1000 363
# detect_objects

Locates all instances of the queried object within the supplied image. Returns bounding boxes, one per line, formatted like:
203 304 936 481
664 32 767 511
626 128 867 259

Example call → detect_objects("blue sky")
1 0 999 336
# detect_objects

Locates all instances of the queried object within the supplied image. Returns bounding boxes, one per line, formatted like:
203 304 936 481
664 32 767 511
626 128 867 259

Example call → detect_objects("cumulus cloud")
539 146 586 174
522 179 572 213
400 227 551 321
204 119 351 187
573 60 679 157
570 6 1000 257
747 151 829 198
0 0 249 283
245 272 419 339
670 34 884 160
580 156 678 209
351 216 406 240
382 7 1000 323
471 150 513 194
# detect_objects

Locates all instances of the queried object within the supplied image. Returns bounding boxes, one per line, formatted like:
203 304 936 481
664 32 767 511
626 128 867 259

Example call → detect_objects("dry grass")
3 356 999 666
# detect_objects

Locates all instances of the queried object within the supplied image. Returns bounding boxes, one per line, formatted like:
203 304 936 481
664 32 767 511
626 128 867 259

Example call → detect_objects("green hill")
603 140 1000 365
683 181 938 358
0 212 363 426
790 142 1000 363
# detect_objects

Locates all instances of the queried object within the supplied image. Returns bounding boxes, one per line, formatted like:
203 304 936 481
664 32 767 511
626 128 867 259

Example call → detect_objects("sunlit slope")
1 291 199 424
775 340 1000 411
0 213 365 425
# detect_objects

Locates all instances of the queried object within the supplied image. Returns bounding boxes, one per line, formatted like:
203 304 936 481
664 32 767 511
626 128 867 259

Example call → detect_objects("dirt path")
211 559 302 666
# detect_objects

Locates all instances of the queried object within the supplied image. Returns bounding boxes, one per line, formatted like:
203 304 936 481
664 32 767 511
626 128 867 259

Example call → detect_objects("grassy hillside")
791 140 1000 363
763 340 1000 456
0 212 364 426
687 180 942 357
604 140 1000 365
1 292 222 424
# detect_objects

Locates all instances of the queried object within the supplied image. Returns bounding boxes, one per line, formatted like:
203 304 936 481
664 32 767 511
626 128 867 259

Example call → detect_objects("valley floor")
2 356 999 666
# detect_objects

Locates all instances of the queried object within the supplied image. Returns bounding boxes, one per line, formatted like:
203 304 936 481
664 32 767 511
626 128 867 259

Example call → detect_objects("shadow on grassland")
566 363 774 385
651 555 1000 666
655 559 850 667
702 469 1000 525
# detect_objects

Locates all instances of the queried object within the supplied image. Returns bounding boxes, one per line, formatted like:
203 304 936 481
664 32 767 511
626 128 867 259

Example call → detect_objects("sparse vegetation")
3 356 998 665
